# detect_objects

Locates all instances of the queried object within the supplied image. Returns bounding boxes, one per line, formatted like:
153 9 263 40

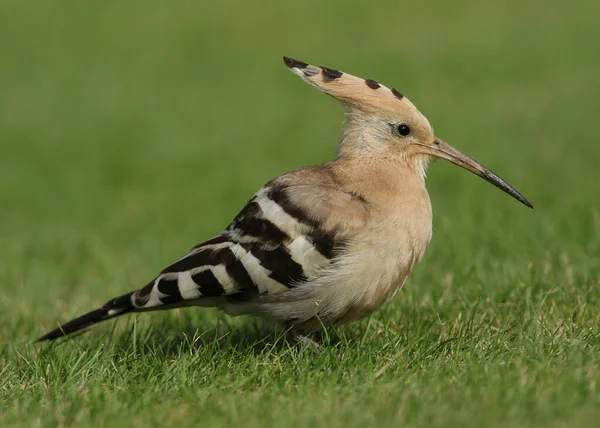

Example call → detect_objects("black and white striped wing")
128 185 363 311
35 181 371 342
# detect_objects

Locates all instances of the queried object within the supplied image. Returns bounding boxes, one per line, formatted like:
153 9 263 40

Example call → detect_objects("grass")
1 0 600 426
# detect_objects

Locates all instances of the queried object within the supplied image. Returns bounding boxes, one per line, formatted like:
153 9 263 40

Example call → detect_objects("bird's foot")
287 330 322 354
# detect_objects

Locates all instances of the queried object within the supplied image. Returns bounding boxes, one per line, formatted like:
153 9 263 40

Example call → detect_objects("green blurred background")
1 0 599 426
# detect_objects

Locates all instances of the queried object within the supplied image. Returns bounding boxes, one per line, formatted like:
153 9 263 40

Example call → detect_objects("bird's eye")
396 124 411 136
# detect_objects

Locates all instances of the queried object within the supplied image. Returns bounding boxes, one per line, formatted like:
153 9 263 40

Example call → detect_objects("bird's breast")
308 192 433 327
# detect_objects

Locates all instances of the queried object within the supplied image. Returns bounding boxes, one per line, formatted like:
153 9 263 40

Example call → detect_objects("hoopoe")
37 57 532 347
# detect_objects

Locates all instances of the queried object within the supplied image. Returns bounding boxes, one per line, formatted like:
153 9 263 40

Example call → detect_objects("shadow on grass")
34 313 345 359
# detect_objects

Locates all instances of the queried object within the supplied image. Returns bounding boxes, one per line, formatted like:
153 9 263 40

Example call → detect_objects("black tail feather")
36 292 134 342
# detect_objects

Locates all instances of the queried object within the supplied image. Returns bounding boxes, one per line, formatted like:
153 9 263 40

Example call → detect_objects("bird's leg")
287 330 322 353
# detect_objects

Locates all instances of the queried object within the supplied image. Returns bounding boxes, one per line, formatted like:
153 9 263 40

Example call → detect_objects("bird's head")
283 56 532 208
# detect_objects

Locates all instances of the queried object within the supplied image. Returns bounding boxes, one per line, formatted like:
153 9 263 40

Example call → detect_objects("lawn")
1 0 599 426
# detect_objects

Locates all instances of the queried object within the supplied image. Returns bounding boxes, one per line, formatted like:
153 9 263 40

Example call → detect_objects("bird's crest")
283 56 418 116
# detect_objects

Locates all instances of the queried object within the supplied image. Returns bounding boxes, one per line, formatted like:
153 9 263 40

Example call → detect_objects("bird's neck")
331 152 429 201
330 152 433 263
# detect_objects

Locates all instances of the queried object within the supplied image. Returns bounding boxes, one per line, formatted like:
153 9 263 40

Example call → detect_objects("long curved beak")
417 138 533 209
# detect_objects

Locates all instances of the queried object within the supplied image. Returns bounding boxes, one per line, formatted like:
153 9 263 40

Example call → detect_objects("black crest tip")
365 79 380 89
320 66 343 81
391 88 404 99
283 56 308 69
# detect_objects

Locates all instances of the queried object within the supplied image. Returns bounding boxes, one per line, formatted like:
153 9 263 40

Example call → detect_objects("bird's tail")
36 292 135 342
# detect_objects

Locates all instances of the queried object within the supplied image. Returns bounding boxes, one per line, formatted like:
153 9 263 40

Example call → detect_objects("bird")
36 56 532 348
